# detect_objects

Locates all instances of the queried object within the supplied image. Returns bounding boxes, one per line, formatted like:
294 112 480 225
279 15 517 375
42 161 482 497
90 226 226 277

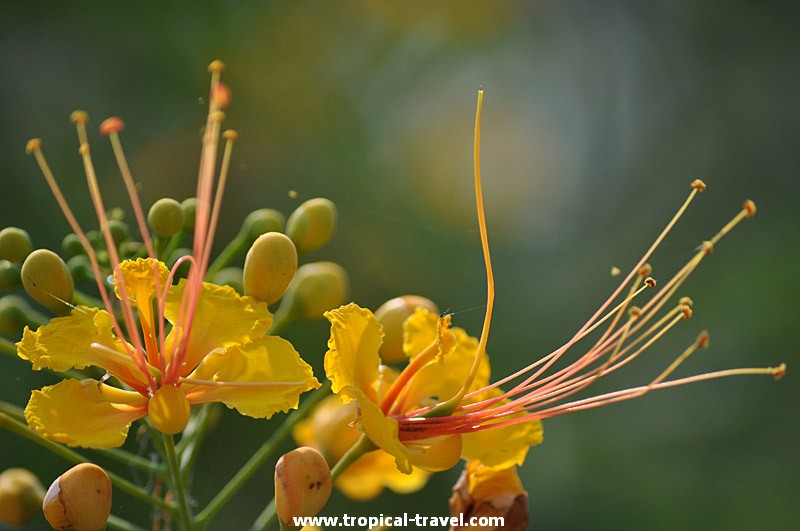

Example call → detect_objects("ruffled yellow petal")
339 386 411 474
183 336 319 418
399 309 490 410
165 280 272 376
461 391 543 469
336 450 429 501
16 306 147 390
24 379 147 448
464 461 524 501
114 258 169 326
324 304 383 402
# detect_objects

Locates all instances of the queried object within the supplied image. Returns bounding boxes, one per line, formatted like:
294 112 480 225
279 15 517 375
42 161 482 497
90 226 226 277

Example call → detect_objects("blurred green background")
1 1 798 530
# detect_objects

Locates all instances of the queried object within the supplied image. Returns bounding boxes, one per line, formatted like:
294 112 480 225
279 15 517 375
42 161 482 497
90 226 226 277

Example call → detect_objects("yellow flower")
321 303 542 482
19 61 319 448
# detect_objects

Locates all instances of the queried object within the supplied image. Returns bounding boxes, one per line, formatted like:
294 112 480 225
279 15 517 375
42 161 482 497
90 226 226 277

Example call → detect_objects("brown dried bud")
448 462 529 531
274 447 332 524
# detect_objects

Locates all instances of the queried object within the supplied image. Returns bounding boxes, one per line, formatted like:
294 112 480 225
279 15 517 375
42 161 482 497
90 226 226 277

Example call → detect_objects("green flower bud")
181 197 197 231
21 249 74 314
0 295 34 336
277 262 348 322
243 233 297 305
0 468 45 527
0 260 21 291
148 198 184 238
0 227 33 263
285 198 337 256
240 209 285 245
212 267 244 294
274 447 332 524
43 463 111 531
168 248 193 280
62 233 85 257
107 219 130 245
67 255 95 284
375 295 440 364
86 230 102 249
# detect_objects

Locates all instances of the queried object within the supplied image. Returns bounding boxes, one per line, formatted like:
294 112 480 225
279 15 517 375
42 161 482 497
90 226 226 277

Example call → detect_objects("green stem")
107 514 150 531
0 336 17 356
0 412 172 512
196 382 331 528
163 433 194 530
253 431 375 531
205 234 246 280
179 404 219 484
163 229 188 262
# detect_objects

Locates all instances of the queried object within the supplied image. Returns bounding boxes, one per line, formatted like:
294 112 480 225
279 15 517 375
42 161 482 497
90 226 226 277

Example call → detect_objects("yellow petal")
399 309 490 410
340 386 411 474
461 392 544 469
24 379 147 448
16 307 147 389
336 450 429 501
408 434 462 472
323 304 382 403
465 461 525 501
183 336 319 418
292 395 362 463
114 259 169 325
165 280 272 375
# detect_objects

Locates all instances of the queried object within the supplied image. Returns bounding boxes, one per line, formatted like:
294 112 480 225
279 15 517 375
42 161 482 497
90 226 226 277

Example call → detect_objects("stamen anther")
743 199 757 218
638 263 652 277
644 277 656 288
99 117 125 136
222 129 238 141
696 330 710 348
681 305 693 319
70 110 89 124
25 138 42 154
773 363 787 380
700 241 714 254
79 143 90 156
628 306 642 318
679 296 693 307
212 83 232 110
208 60 225 73
690 179 707 191
210 110 226 123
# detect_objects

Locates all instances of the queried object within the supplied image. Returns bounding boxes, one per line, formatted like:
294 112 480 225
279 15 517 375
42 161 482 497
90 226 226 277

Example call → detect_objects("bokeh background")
1 1 798 530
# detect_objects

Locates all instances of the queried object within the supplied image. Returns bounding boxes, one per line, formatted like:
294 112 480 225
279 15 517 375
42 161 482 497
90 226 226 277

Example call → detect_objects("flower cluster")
0 62 784 531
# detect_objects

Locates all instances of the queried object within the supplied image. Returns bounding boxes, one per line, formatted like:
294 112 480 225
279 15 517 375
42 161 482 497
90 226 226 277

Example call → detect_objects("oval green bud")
43 463 111 531
375 295 440 364
21 249 74 314
212 267 244 294
0 295 33 336
107 219 130 245
278 262 348 321
181 197 197 231
67 255 95 284
148 198 184 238
0 260 21 291
86 230 102 249
0 227 33 263
243 233 297 305
240 209 286 245
285 198 337 256
62 233 85 257
0 468 45 527
274 447 332 524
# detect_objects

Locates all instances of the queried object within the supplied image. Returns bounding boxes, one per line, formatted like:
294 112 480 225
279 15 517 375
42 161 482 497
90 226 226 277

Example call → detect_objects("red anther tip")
701 241 714 255
679 296 693 307
99 117 125 136
644 277 656 288
743 199 757 218
25 138 42 153
70 110 89 124
690 179 707 191
628 306 642 318
681 306 693 319
773 363 787 380
208 60 225 73
211 82 232 109
697 331 710 348
638 263 652 276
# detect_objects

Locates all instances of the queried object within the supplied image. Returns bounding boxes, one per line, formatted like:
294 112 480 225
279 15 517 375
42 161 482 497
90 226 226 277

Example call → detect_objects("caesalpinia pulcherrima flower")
311 90 785 488
18 61 319 448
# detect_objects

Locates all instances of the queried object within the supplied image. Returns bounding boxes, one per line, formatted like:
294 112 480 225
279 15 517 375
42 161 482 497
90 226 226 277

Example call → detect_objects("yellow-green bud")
240 209 286 244
42 463 111 531
62 233 85 257
21 249 74 314
107 219 130 245
0 227 33 263
285 198 337 256
212 267 244 294
86 230 102 249
278 262 348 321
243 233 297 305
148 198 184 238
0 295 33 336
67 255 94 284
375 295 440 364
274 447 332 524
0 468 45 526
181 197 197 231
0 260 21 291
